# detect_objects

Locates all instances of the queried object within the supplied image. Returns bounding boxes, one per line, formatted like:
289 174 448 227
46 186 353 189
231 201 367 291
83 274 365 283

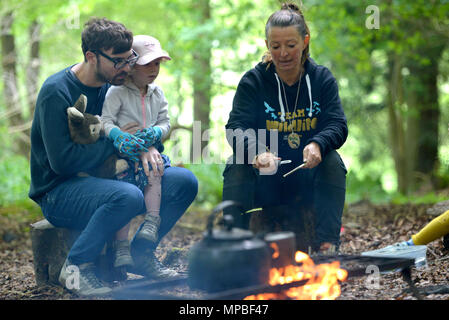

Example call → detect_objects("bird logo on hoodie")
264 101 278 120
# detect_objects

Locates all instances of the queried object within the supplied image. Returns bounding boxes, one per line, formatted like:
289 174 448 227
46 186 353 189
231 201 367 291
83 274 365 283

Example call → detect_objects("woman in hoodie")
223 3 348 254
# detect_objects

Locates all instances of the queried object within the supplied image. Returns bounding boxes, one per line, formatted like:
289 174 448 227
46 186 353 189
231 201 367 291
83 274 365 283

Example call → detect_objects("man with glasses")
29 18 198 297
95 49 139 69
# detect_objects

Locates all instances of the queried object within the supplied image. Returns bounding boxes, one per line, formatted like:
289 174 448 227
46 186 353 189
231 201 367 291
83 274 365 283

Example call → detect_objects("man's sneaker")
128 250 179 280
135 214 161 243
58 259 112 297
113 240 134 268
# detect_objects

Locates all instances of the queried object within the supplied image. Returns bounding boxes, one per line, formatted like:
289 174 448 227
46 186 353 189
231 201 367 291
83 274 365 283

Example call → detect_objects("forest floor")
1 200 449 300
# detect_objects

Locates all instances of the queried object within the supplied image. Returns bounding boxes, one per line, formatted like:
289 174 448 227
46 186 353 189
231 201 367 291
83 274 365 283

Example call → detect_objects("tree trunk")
405 34 446 191
191 0 212 162
31 219 127 287
26 20 41 120
0 12 30 158
30 220 79 286
386 52 410 194
385 14 447 194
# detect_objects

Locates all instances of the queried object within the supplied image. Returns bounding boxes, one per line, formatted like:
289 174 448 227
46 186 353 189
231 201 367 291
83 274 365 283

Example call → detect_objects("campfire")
244 250 348 300
113 253 421 300
113 202 422 300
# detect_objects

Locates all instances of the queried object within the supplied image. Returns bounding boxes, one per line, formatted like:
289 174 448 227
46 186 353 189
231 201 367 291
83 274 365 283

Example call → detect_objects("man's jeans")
222 150 347 249
39 166 198 265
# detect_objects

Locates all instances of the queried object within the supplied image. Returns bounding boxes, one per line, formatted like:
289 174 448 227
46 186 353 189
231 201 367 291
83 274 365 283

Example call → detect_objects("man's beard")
95 60 128 85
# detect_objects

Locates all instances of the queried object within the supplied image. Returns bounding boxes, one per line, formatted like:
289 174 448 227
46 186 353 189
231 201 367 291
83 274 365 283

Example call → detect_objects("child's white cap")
133 35 171 65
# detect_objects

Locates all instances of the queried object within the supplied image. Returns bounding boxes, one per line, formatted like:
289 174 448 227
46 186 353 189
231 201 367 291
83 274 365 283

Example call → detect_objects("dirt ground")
1 201 448 300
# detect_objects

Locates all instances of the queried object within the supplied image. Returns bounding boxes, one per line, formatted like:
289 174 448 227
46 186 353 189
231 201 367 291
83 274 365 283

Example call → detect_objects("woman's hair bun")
281 2 300 13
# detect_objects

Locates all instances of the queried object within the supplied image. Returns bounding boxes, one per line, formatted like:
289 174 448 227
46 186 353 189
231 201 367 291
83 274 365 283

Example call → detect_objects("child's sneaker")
113 240 134 268
135 214 161 243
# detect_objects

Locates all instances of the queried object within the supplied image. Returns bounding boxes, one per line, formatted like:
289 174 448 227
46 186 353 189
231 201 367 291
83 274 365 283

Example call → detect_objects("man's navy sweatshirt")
29 67 115 201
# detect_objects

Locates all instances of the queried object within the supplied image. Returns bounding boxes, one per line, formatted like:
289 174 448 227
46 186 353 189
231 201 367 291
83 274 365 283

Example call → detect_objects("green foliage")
0 198 42 229
389 192 448 206
346 170 389 204
346 169 448 206
0 126 31 206
184 164 225 209
0 154 31 206
1 0 449 217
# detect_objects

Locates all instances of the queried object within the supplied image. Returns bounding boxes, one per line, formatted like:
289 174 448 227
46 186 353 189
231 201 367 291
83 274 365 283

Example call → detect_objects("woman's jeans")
38 166 198 265
222 150 347 249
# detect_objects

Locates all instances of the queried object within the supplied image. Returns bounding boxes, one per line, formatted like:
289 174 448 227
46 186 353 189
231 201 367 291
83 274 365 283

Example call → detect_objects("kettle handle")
207 200 245 236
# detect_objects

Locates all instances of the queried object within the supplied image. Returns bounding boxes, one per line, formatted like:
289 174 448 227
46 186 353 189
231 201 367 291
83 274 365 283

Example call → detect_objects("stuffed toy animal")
67 94 129 179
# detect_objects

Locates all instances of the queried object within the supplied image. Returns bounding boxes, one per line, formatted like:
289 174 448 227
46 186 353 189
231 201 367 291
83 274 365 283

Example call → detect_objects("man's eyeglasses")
94 49 139 69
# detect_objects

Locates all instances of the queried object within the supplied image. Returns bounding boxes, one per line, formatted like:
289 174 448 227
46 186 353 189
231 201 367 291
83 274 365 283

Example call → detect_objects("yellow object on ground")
412 209 449 245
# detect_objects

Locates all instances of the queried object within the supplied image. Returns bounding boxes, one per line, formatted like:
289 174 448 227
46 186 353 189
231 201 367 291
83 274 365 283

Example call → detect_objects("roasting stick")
283 162 307 178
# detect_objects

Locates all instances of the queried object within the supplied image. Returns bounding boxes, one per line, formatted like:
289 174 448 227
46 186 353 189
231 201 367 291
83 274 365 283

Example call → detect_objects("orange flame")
270 243 280 259
244 251 348 300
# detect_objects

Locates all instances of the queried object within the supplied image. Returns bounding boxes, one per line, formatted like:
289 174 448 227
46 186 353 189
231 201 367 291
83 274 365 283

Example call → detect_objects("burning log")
244 251 348 300
205 279 311 300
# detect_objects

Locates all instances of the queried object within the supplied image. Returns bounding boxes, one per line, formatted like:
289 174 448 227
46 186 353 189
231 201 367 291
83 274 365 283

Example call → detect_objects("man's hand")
139 146 164 177
303 142 322 169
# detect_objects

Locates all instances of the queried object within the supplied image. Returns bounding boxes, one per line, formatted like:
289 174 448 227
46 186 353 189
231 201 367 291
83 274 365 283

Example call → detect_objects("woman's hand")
252 152 280 175
303 142 322 169
138 146 164 177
